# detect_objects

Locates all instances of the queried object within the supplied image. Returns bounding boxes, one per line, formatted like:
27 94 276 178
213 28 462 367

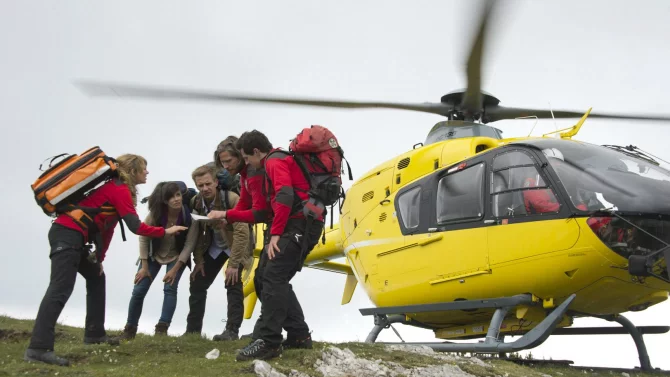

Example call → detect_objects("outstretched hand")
165 225 188 236
207 210 226 220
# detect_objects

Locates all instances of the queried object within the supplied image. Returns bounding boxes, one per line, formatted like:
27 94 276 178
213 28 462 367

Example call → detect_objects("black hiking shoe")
282 334 313 350
236 339 282 361
24 348 70 367
83 334 120 346
213 329 238 341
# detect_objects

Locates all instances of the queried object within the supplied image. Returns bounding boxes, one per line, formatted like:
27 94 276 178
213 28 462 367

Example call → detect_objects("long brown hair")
116 154 147 206
213 135 244 173
147 181 180 225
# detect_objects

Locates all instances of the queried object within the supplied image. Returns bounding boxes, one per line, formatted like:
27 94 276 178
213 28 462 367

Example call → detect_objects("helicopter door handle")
484 220 496 225
419 234 443 247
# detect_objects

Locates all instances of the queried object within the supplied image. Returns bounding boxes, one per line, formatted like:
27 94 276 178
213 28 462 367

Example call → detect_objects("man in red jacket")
226 130 324 361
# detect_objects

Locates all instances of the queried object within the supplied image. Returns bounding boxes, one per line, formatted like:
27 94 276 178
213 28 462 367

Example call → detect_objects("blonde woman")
25 154 188 367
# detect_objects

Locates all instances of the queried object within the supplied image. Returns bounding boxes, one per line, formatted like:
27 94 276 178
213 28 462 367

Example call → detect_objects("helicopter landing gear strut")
361 293 576 354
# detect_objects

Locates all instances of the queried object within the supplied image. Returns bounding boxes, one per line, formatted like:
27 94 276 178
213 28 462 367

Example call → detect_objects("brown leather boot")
117 324 137 341
154 322 169 336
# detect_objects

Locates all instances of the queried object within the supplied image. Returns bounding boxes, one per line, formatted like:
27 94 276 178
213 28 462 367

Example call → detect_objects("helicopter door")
414 161 490 285
486 149 580 266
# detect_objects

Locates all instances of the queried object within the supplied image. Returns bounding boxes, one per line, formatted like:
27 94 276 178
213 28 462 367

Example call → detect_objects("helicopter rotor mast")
72 0 670 125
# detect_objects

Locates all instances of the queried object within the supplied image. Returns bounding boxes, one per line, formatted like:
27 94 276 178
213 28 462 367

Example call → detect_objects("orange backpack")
31 147 119 232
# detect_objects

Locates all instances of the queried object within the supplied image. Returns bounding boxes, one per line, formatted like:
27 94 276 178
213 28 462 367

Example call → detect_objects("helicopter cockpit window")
491 150 560 217
398 186 421 229
436 162 485 223
533 141 670 215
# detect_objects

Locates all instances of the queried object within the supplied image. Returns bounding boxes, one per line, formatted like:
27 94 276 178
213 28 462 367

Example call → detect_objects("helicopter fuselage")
300 133 670 340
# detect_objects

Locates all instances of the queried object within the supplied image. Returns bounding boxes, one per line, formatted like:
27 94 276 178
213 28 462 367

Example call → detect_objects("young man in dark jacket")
228 130 324 361
182 164 253 340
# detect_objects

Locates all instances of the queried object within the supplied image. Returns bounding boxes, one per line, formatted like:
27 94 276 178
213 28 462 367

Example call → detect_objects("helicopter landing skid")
362 294 575 354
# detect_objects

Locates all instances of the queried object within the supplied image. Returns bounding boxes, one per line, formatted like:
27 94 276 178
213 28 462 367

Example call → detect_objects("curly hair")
115 154 147 206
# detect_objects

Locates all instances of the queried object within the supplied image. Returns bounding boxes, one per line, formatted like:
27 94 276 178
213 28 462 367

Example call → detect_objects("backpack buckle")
303 197 325 219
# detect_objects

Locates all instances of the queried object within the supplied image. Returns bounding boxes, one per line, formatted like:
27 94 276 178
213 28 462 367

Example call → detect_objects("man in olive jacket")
182 164 253 340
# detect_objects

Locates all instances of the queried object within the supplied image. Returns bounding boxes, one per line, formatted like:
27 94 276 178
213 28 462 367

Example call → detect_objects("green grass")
0 315 668 377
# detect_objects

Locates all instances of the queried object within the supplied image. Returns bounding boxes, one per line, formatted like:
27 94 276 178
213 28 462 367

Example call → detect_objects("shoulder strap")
190 195 198 212
220 189 230 210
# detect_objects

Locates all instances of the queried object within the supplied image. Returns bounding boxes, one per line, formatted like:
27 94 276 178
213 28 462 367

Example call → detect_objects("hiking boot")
83 334 120 346
181 330 201 337
154 322 169 336
282 334 313 350
118 324 137 341
212 329 238 341
236 339 282 361
24 348 70 367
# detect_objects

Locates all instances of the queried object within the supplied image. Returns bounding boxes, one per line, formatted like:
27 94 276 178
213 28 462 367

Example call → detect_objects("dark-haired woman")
120 181 196 339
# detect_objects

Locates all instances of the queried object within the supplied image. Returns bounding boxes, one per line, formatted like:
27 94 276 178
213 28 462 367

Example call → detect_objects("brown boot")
118 325 137 341
154 322 169 336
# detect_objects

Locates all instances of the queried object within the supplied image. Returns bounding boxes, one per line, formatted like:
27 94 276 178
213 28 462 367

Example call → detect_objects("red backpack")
268 125 353 228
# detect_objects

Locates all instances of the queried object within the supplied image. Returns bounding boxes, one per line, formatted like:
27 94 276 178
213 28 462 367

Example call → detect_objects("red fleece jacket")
226 164 271 224
54 180 165 261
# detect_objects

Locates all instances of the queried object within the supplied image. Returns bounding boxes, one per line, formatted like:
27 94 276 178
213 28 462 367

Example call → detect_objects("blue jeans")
126 258 185 327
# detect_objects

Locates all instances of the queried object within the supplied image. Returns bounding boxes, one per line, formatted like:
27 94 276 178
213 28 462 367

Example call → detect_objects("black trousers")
255 219 324 346
29 224 106 350
185 251 244 333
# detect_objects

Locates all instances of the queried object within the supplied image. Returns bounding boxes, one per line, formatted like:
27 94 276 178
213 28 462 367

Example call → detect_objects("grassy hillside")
0 315 666 377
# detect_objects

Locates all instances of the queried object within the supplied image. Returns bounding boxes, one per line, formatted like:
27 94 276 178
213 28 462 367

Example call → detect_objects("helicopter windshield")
518 139 670 215
425 122 502 145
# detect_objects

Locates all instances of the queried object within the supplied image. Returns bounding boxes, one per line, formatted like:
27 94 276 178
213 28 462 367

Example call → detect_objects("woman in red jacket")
24 154 188 367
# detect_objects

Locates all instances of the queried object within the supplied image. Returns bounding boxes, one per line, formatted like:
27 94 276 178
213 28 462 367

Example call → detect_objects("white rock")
205 348 220 360
467 356 491 368
385 344 460 362
253 360 289 377
314 346 475 377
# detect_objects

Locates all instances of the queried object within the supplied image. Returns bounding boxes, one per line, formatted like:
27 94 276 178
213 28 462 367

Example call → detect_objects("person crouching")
119 181 197 339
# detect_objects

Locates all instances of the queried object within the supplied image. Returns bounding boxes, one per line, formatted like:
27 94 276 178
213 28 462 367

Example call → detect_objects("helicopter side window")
491 150 560 217
397 186 421 229
436 162 485 223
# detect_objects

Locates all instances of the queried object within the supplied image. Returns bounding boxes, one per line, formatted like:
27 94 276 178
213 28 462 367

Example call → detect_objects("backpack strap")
221 189 230 210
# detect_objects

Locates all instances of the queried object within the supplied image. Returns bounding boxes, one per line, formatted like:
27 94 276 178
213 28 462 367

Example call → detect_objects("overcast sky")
2 0 670 370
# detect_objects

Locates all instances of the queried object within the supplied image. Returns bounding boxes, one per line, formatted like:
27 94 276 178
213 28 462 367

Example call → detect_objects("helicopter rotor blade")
460 0 495 115
73 80 455 117
485 105 670 123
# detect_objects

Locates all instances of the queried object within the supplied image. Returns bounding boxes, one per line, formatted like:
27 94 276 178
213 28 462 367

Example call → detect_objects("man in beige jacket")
182 164 253 340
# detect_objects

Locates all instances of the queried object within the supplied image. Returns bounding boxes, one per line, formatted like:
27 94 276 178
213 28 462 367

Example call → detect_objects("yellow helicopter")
73 0 670 370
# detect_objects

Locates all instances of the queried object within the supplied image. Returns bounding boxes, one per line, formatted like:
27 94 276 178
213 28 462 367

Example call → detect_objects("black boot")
282 333 313 350
24 348 70 367
84 334 120 346
212 328 239 341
